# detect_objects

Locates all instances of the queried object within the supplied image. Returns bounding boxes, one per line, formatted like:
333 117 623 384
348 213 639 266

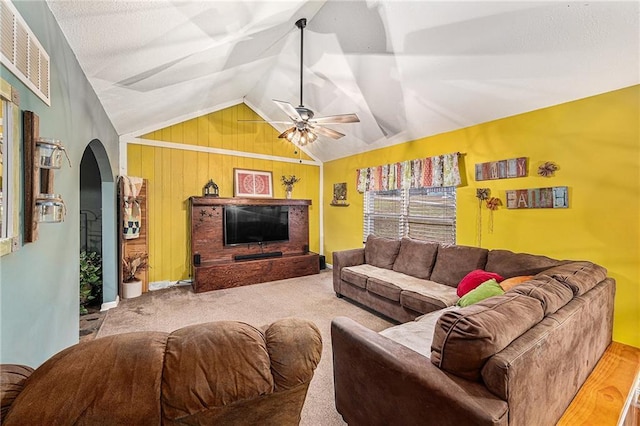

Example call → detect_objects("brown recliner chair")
0 318 322 425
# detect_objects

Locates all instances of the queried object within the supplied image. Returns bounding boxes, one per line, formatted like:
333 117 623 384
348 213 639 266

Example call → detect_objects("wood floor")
557 342 640 425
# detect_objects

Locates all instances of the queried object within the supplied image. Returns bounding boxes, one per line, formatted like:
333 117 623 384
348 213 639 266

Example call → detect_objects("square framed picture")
233 169 273 198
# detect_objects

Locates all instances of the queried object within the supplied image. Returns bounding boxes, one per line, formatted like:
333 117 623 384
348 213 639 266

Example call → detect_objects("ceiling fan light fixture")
291 130 301 146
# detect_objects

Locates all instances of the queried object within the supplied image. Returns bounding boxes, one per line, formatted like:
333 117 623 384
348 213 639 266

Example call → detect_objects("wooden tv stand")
189 197 319 293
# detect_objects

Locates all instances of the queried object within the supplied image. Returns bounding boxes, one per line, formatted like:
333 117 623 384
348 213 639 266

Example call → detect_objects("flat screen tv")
224 205 289 246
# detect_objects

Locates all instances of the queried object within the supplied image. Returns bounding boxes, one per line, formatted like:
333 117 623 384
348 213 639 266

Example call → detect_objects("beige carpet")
97 270 394 425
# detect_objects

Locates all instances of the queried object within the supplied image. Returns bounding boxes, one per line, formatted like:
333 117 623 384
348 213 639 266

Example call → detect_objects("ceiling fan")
274 18 360 147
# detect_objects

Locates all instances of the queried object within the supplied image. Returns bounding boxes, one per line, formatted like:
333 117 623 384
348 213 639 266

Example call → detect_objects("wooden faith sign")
475 157 527 181
506 186 568 209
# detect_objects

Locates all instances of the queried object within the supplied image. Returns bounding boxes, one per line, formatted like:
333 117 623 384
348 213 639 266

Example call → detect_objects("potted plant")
80 251 102 314
122 253 148 299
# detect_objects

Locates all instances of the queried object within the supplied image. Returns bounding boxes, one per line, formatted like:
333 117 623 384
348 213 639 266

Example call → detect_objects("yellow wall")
127 103 321 283
324 85 639 348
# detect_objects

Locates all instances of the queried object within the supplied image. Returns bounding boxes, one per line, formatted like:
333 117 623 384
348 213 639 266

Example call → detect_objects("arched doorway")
79 139 117 312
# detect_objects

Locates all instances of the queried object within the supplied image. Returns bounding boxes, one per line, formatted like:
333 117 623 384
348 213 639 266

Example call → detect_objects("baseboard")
326 263 333 269
149 279 193 291
101 297 119 311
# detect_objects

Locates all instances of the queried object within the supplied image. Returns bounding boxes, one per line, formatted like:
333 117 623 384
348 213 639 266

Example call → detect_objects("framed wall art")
233 169 273 198
331 182 349 206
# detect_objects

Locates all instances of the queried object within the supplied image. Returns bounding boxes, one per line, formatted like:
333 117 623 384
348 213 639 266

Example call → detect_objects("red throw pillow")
457 270 504 297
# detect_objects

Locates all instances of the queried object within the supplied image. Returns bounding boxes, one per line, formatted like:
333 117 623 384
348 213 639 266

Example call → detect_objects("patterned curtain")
356 152 461 193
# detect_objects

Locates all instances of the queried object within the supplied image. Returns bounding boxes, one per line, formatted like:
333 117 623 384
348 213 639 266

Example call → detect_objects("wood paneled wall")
127 103 321 283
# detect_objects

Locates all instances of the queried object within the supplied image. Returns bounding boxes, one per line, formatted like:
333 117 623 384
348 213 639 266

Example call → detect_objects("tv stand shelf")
193 252 319 293
189 197 318 293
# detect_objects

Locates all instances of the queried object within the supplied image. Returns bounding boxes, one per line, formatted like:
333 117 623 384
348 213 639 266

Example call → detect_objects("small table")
557 342 640 425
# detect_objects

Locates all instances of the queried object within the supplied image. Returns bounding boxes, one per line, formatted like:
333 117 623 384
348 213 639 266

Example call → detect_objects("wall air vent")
0 0 50 106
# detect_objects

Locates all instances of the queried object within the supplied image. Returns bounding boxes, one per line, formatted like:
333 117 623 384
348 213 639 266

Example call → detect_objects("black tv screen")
224 205 289 246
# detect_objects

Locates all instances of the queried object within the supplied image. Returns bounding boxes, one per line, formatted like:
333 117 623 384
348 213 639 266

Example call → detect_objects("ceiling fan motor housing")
296 107 314 121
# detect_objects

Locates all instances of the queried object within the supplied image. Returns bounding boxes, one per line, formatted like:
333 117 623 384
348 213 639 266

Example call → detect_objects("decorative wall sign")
475 157 527 181
506 186 568 209
233 169 273 198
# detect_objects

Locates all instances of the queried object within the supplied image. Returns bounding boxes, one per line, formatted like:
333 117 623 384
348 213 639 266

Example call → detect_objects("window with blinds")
363 187 456 244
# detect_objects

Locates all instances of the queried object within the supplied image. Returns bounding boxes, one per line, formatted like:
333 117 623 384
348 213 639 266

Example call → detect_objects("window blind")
364 187 456 244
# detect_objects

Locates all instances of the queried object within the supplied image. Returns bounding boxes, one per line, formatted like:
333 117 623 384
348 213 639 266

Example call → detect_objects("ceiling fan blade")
277 127 296 139
311 125 345 140
310 113 360 125
273 100 302 122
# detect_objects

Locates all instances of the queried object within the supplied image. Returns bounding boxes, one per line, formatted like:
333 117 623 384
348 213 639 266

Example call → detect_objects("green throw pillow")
457 278 505 307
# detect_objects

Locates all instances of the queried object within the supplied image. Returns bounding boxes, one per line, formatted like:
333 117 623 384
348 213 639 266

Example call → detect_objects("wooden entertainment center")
189 197 319 293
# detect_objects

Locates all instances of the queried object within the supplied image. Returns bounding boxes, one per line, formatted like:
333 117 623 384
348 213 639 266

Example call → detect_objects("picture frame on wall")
233 168 273 198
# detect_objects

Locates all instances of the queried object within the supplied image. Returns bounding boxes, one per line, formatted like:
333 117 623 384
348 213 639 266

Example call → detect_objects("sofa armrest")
331 317 508 426
1 364 34 422
332 248 365 294
265 318 322 391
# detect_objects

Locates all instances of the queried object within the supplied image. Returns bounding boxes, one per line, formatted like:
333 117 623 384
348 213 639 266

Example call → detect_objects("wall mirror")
0 78 21 256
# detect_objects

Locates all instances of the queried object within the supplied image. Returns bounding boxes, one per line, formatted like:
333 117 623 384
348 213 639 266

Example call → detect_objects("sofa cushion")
485 249 564 279
457 279 505 307
379 306 459 357
457 269 504 297
364 235 401 270
367 277 402 302
4 332 169 425
399 281 460 314
506 276 574 315
392 237 439 279
341 266 370 289
537 261 607 296
430 245 489 287
499 275 533 291
431 294 544 381
162 322 274 420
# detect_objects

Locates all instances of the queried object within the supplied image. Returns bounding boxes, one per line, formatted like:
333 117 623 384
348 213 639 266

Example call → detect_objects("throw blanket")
121 176 143 240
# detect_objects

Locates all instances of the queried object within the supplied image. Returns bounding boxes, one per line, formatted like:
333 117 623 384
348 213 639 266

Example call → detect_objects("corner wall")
323 85 639 348
127 103 321 283
0 1 119 366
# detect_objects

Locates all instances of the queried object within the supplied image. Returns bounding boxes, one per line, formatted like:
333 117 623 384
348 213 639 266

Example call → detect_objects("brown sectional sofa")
1 318 322 425
331 235 615 425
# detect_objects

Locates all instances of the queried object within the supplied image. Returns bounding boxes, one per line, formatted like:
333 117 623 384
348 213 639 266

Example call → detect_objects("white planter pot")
122 280 142 299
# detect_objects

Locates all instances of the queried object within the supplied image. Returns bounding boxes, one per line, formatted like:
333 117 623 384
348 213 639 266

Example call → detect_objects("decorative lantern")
35 137 71 169
203 179 219 197
35 194 66 223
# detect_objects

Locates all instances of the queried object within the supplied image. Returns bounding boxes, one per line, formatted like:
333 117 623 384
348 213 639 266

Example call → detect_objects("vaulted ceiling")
46 1 639 162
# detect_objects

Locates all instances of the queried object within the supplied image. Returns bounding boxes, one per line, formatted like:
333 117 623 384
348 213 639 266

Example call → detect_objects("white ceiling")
46 1 639 162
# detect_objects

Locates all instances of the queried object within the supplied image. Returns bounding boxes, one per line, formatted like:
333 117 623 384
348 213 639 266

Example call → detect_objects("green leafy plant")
122 253 149 283
80 251 102 315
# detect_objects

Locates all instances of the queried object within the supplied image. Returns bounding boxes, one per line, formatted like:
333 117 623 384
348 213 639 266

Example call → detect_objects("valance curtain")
356 152 461 193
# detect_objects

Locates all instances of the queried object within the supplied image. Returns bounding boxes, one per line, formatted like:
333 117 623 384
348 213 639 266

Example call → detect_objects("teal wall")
0 1 119 366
